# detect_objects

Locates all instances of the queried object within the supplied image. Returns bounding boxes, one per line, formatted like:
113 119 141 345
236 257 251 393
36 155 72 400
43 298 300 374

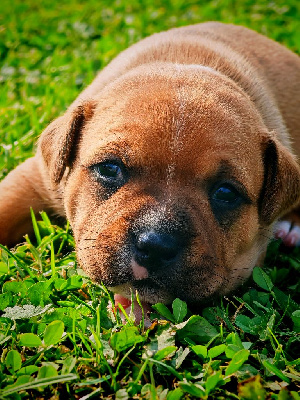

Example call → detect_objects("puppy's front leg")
0 155 63 247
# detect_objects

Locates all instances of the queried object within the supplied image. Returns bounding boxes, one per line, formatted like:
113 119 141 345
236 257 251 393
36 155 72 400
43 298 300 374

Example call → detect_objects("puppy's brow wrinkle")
81 140 132 166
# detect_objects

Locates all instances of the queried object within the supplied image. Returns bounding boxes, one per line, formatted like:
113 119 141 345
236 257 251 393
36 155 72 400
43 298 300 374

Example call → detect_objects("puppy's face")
41 65 300 305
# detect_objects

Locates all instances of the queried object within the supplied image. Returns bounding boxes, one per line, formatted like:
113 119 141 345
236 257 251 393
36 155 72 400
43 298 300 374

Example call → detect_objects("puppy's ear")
38 101 96 184
259 134 300 224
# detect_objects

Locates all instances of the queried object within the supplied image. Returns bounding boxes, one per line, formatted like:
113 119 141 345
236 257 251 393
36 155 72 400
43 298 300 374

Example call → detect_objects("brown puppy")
1 22 300 308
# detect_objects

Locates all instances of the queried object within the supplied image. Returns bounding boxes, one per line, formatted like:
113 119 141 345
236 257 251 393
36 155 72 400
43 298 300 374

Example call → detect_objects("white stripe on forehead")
165 63 222 190
174 63 221 76
170 63 221 149
164 63 224 194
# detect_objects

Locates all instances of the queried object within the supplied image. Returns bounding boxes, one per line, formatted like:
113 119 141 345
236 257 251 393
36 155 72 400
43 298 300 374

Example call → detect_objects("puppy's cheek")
63 210 126 284
169 235 228 302
67 185 156 285
75 222 133 285
63 170 91 225
171 260 228 303
228 224 273 287
176 212 266 303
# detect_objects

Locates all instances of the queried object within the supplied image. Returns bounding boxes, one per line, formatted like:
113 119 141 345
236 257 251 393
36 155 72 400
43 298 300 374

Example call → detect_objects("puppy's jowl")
1 22 300 310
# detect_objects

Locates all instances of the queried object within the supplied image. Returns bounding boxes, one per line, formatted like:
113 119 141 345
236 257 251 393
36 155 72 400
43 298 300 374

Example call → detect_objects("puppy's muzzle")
133 230 182 271
130 206 192 273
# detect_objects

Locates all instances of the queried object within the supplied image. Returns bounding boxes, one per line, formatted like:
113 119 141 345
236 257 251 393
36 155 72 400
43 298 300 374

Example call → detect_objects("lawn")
0 0 299 398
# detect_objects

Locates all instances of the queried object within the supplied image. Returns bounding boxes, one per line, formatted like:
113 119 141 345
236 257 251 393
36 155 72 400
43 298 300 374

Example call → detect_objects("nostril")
134 230 180 268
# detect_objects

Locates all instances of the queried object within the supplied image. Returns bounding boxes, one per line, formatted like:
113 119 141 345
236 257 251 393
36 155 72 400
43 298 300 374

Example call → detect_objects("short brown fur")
1 22 300 305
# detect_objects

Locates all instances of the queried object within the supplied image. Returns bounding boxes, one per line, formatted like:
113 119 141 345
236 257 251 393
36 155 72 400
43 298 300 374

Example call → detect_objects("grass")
0 213 300 400
0 0 300 398
0 214 299 399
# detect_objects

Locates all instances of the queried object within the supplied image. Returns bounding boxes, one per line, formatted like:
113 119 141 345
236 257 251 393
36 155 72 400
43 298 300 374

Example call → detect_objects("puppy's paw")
274 220 300 247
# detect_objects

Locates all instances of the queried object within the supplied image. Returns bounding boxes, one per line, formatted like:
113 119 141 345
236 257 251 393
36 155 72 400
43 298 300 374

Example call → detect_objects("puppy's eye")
212 184 239 203
97 163 122 179
90 161 127 188
210 182 246 228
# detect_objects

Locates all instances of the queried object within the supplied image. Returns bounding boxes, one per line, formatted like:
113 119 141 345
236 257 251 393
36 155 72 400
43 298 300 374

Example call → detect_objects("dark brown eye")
90 161 127 189
212 184 239 203
97 162 122 179
209 182 245 227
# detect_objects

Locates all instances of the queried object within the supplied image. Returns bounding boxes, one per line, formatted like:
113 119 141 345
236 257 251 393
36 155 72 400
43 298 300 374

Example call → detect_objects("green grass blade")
50 241 56 279
1 374 78 396
30 208 41 245
262 360 291 383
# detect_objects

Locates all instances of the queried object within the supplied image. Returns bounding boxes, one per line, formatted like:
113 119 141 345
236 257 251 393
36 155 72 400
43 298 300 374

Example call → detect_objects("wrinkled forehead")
80 65 265 193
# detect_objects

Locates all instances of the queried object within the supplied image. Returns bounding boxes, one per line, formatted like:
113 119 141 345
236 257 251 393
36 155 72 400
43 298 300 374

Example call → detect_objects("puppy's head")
39 64 300 306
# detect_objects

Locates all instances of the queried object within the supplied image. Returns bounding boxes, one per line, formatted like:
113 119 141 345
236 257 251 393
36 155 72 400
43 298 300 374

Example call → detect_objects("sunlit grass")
0 0 299 397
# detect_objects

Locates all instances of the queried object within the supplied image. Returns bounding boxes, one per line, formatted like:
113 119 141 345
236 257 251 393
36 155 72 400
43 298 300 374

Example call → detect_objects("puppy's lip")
131 260 149 280
112 279 173 305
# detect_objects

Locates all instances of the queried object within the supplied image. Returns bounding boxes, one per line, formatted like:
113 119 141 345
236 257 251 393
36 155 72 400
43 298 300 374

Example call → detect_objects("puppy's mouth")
109 249 223 307
114 291 154 325
112 276 175 324
111 254 177 311
111 277 175 305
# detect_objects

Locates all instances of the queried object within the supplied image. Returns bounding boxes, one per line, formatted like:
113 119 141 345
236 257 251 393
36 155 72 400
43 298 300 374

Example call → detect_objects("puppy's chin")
110 281 175 305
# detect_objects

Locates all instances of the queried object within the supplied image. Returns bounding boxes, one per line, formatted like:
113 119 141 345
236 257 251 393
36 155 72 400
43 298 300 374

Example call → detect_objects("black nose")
133 230 180 271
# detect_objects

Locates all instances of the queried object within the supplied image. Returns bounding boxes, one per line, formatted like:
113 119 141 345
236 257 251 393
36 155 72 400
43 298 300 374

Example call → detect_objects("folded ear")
38 101 96 185
259 134 300 225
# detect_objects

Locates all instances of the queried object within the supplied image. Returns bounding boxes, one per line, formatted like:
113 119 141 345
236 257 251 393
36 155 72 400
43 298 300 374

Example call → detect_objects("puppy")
1 22 300 309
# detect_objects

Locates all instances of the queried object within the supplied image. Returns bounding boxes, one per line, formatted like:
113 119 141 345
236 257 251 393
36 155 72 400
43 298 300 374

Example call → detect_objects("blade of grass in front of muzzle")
30 207 41 245
135 290 145 331
50 241 56 279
